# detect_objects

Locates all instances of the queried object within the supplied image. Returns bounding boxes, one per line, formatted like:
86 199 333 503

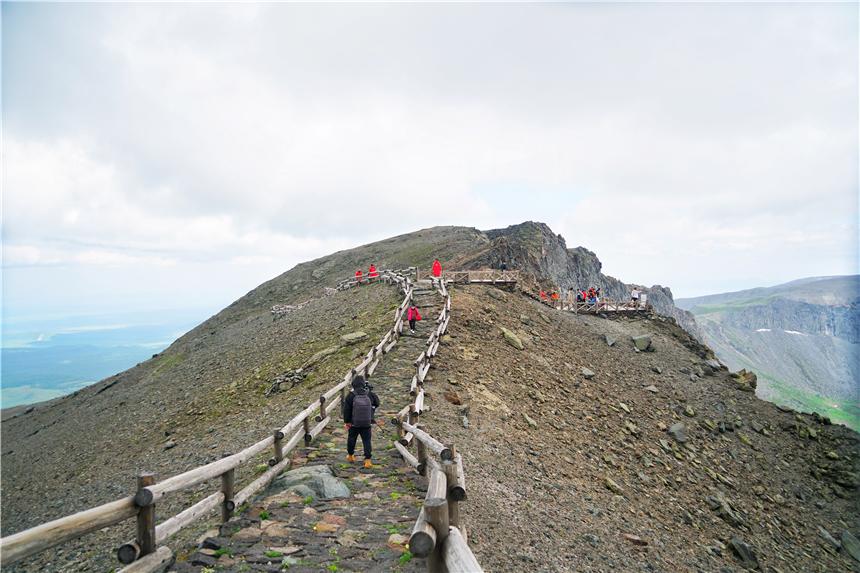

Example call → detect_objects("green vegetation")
254 463 269 475
151 351 186 376
690 296 775 316
765 375 860 432
303 495 314 505
265 550 284 558
389 491 402 500
399 551 414 565
259 510 270 520
385 523 403 534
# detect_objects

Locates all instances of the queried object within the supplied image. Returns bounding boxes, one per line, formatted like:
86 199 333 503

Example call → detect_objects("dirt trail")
171 281 444 572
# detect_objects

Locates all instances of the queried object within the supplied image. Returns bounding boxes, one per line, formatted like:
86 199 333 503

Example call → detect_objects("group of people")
354 264 379 283
576 286 602 304
539 286 602 308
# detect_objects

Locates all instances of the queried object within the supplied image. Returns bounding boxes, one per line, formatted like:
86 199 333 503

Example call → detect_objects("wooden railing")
389 273 483 573
438 269 519 284
0 270 417 571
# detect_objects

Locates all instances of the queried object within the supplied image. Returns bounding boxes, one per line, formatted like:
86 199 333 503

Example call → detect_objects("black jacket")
343 389 380 424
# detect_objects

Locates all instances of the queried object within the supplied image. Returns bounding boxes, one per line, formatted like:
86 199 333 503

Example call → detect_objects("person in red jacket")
407 304 422 334
540 290 548 302
355 269 363 285
368 264 378 279
431 259 442 278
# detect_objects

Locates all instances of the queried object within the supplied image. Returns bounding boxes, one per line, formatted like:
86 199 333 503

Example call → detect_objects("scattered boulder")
842 530 860 562
644 385 658 393
668 422 688 443
163 440 177 451
605 476 625 495
817 526 841 551
731 369 757 392
340 331 368 345
581 367 596 380
443 391 463 405
273 465 350 499
631 335 653 352
604 335 616 347
523 413 538 428
652 366 663 374
500 327 524 350
729 537 759 570
303 346 340 369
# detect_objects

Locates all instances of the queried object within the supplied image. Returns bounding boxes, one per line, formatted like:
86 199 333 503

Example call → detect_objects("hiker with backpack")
407 304 422 334
343 375 381 469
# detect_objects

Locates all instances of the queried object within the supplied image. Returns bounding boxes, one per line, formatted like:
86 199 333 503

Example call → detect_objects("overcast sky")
3 2 858 320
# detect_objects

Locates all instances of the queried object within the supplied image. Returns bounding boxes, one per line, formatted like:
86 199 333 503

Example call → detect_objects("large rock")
303 346 340 368
842 530 860 562
581 367 596 380
668 422 688 443
729 537 759 570
273 465 350 499
500 327 524 350
340 332 368 345
631 335 652 352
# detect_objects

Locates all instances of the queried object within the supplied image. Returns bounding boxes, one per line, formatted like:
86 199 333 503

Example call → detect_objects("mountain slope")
677 276 860 431
1 223 757 571
426 286 859 572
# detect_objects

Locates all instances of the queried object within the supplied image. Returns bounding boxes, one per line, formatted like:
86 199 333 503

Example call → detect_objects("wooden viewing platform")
559 299 650 314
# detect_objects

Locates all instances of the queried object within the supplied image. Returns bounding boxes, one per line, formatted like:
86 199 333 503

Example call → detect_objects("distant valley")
1 308 215 408
677 275 860 430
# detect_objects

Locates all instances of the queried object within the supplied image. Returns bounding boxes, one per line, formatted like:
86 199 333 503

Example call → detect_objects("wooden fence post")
270 430 285 466
136 473 156 558
443 460 460 528
221 469 235 523
317 395 328 421
416 438 428 476
303 417 312 446
425 496 449 573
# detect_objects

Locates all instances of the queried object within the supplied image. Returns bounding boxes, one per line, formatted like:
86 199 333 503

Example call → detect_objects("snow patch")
784 330 806 335
755 328 771 332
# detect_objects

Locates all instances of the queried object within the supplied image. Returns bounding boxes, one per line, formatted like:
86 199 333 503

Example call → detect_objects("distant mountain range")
677 275 860 430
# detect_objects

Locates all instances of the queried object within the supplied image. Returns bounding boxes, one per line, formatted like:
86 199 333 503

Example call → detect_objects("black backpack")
351 392 373 427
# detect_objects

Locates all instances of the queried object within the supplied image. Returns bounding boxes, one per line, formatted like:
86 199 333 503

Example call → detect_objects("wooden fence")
433 269 519 284
388 273 483 573
0 270 417 571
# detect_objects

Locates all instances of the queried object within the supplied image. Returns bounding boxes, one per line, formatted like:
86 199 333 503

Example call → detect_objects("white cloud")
2 1 857 314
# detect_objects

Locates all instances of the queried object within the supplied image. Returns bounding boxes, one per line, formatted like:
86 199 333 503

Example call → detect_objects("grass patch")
265 550 283 558
151 352 186 376
303 495 314 505
399 551 413 565
259 510 270 520
213 548 232 558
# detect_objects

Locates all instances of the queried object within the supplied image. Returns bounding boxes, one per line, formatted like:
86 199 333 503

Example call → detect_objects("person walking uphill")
431 259 442 278
407 304 422 334
343 375 380 469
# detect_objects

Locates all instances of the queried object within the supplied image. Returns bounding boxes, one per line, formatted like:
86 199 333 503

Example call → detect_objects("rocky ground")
1 284 401 572
4 223 856 573
420 285 859 572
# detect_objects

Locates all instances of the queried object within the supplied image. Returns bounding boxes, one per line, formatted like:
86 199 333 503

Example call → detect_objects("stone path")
171 281 442 573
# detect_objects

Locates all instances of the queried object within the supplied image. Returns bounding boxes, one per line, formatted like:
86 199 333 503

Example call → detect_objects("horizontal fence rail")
389 274 483 573
0 269 417 571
